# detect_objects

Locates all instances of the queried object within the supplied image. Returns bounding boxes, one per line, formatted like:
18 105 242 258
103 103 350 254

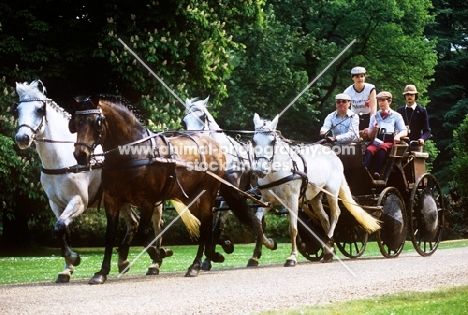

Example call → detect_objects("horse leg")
116 203 139 274
186 201 224 277
146 203 173 275
51 199 83 283
284 196 299 267
201 207 230 271
89 196 121 285
255 206 277 251
321 193 341 263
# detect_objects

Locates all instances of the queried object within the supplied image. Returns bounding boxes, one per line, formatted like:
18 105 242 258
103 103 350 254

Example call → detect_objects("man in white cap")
343 66 377 133
320 93 359 143
396 84 431 151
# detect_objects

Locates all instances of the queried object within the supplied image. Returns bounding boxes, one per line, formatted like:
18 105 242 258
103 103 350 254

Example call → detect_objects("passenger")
343 66 377 135
364 91 407 180
319 93 359 144
396 84 431 152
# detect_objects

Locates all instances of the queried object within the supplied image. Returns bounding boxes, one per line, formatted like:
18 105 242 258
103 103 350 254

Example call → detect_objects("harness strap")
257 173 303 190
41 163 103 174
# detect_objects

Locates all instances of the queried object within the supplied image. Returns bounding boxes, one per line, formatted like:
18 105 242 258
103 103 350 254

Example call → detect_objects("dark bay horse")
69 95 225 283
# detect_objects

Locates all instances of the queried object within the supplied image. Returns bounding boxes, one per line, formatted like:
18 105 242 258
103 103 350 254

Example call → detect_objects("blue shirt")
320 109 359 143
368 109 407 137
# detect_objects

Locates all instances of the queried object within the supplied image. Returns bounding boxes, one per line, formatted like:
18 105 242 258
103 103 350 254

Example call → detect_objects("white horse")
183 97 276 268
13 80 166 282
251 113 380 265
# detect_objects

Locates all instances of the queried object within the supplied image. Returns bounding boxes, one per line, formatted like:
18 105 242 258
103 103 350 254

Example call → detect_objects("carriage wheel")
408 173 444 257
375 187 407 258
335 220 368 259
296 210 324 261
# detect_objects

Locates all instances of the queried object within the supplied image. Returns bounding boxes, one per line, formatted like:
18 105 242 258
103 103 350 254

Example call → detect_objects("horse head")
13 80 50 149
182 96 212 130
69 95 105 165
252 113 281 178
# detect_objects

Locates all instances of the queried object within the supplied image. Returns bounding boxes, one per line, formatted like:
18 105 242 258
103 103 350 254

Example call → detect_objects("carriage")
296 140 444 261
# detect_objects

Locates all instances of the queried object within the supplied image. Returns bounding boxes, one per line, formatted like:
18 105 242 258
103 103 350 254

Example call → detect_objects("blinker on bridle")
72 97 105 151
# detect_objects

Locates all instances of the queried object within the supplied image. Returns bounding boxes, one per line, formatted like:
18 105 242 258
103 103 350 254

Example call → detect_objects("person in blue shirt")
364 91 407 179
320 93 360 143
396 84 431 152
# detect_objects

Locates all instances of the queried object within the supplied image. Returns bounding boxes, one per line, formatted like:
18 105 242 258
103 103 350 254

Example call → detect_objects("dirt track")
1 246 467 315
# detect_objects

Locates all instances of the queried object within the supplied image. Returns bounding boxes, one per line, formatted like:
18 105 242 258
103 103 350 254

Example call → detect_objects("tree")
221 0 437 141
426 0 468 188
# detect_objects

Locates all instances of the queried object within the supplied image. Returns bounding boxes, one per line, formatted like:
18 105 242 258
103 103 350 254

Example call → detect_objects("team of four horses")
13 80 380 284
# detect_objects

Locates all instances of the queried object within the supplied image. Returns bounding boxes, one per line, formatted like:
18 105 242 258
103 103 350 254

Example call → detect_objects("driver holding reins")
319 93 360 144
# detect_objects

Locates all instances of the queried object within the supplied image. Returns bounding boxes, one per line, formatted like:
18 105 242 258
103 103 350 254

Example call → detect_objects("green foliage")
94 0 264 129
451 114 468 197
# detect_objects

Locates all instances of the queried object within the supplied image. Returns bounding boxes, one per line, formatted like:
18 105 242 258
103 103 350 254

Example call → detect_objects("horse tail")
338 179 381 233
172 201 201 240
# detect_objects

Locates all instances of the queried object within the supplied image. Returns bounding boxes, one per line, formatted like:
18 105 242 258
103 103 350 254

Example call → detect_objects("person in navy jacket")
396 85 431 151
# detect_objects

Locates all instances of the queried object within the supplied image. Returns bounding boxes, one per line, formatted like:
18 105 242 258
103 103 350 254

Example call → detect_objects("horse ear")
270 115 279 129
253 113 262 128
68 118 76 134
90 95 100 108
203 95 210 107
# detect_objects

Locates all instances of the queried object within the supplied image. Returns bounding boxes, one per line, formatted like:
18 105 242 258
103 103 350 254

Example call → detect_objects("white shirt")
344 83 376 115
320 109 359 143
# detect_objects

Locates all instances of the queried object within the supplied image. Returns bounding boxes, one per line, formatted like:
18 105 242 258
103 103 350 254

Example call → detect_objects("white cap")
335 93 351 101
351 67 366 75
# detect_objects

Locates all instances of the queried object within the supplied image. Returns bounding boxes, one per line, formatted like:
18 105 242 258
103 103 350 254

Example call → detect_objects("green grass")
259 285 468 315
0 239 467 285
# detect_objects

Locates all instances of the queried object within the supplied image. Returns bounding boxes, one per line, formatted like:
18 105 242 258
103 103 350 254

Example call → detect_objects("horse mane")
16 80 71 120
97 94 145 125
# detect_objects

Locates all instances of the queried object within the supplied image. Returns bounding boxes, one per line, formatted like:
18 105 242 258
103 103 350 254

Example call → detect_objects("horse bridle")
253 128 278 165
12 98 50 135
184 105 210 130
73 107 105 151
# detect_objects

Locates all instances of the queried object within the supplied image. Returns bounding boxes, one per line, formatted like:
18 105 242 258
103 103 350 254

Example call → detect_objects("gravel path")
1 246 467 315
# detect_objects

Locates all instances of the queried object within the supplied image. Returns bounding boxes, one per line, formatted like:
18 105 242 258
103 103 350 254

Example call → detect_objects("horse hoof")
272 241 278 251
221 240 234 254
185 269 199 277
146 267 160 275
56 273 70 283
161 248 174 258
201 260 212 271
247 258 259 267
321 254 334 263
118 260 130 273
72 254 81 267
88 274 107 285
283 259 296 267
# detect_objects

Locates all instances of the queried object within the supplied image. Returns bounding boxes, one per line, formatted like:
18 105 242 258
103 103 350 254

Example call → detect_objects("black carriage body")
297 141 444 260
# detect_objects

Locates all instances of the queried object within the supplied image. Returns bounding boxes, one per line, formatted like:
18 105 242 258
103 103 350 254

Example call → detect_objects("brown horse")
69 95 225 284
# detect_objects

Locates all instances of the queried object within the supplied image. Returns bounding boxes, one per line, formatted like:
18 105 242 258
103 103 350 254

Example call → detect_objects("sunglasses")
336 100 349 104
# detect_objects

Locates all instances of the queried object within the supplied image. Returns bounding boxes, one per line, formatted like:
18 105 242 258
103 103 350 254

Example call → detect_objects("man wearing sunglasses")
320 93 359 143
